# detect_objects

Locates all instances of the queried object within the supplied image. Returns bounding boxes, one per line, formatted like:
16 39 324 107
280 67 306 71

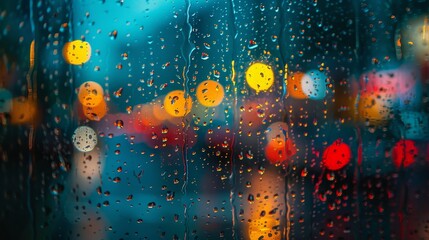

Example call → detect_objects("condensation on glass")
1 0 429 239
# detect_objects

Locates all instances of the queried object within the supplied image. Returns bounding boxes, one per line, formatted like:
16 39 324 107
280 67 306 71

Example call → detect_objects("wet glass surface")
1 0 429 239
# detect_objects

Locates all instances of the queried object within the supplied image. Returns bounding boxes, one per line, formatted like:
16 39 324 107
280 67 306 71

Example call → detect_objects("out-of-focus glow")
265 121 288 141
152 96 171 122
10 97 36 124
95 113 147 143
301 69 327 100
248 216 281 240
143 122 197 149
72 126 98 152
401 16 429 61
396 67 422 110
73 149 104 185
0 56 17 88
132 103 162 129
196 80 224 107
163 90 192 117
322 139 351 171
247 173 284 240
392 139 418 168
246 62 274 92
62 40 92 65
239 98 270 131
0 88 12 113
357 92 394 125
265 138 296 164
71 211 106 240
83 99 107 121
357 65 422 125
287 71 307 99
191 101 221 126
78 81 104 107
360 66 421 110
362 68 417 95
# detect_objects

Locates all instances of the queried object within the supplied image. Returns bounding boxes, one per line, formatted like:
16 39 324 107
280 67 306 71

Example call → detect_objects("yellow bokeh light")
62 40 91 65
164 90 192 117
78 81 104 107
246 62 274 92
196 80 225 107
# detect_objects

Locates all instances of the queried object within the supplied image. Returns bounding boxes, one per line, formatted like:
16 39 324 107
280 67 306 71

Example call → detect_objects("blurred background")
1 0 429 239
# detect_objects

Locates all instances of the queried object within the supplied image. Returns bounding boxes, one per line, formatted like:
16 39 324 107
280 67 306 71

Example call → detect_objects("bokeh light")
265 121 289 141
239 97 271 132
83 99 108 121
196 80 225 107
78 81 104 107
164 90 193 117
265 138 296 164
392 139 418 168
72 126 98 152
151 96 171 122
245 62 274 92
357 92 395 126
62 40 92 65
10 97 36 124
401 16 429 61
360 66 422 111
322 139 351 171
287 71 307 99
301 69 327 100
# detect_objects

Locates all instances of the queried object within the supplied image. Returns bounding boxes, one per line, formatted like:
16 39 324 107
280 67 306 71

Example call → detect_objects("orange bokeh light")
78 81 104 107
83 99 107 121
287 71 307 99
196 80 225 107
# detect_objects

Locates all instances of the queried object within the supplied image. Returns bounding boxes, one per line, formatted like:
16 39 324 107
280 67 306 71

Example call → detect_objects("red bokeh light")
392 139 418 168
265 138 296 164
322 139 351 171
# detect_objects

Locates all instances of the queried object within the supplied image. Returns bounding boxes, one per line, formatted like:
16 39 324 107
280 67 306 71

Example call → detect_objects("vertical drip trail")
277 0 293 239
228 0 238 238
27 0 36 239
397 114 408 240
229 60 238 239
391 4 408 239
285 168 291 240
180 0 195 239
353 0 360 64
352 1 362 239
353 127 363 240
277 0 291 239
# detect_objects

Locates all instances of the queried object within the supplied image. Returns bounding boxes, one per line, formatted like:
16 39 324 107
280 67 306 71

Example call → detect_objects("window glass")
1 0 429 239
